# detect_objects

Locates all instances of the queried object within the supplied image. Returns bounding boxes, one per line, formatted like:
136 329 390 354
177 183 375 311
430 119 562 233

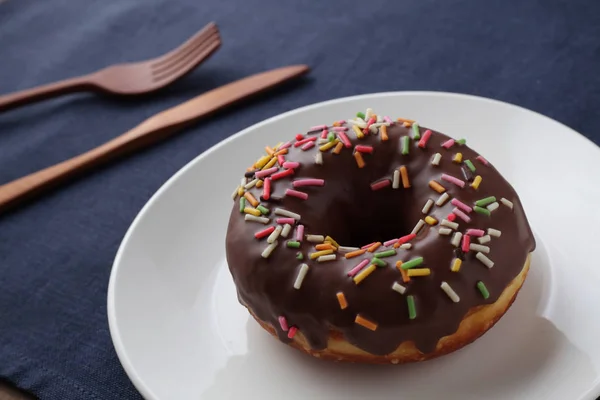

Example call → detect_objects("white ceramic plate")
108 92 600 400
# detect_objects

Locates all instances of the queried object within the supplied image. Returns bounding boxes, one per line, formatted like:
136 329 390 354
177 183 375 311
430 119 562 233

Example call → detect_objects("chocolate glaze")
226 122 535 355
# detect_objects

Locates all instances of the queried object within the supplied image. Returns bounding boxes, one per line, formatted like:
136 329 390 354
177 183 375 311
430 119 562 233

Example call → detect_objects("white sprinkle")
281 224 292 238
470 244 490 253
306 234 325 243
365 108 374 119
392 282 406 295
438 228 452 236
315 151 323 165
422 199 434 214
476 252 494 268
245 214 270 224
338 246 360 253
317 138 329 144
241 177 247 186
317 254 337 262
293 264 309 289
392 170 400 189
369 125 378 134
411 219 426 235
500 198 514 210
267 225 283 243
441 282 460 303
436 192 450 206
347 118 367 128
274 208 301 220
488 228 502 238
451 232 463 247
478 235 491 244
372 122 390 128
400 243 412 250
432 153 442 166
441 219 459 230
261 241 278 258
244 178 259 189
376 114 383 123
487 202 499 212
231 187 240 199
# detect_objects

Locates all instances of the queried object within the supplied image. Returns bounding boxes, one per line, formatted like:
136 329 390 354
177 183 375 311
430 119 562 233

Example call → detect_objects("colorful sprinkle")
293 263 310 289
422 199 434 214
401 136 410 155
287 326 298 339
456 138 466 145
487 202 499 212
355 314 378 331
500 198 514 209
244 214 270 224
478 235 491 244
488 228 501 238
355 145 374 153
411 219 426 235
348 259 370 277
451 198 472 213
314 151 323 165
319 140 338 152
324 236 340 247
352 125 365 139
392 282 406 295
333 141 344 154
441 282 460 303
429 180 446 193
475 196 497 207
239 197 246 213
353 264 376 285
425 216 438 225
371 257 387 268
441 173 465 188
471 175 482 189
261 241 278 258
466 229 484 237
464 160 476 172
271 168 294 181
438 227 452 235
267 225 283 244
476 252 494 268
441 219 459 229
431 153 442 166
356 112 365 120
285 189 309 200
442 139 455 149
470 244 490 254
254 155 271 169
451 258 462 272
374 249 397 258
338 131 352 148
367 242 382 252
301 141 316 151
453 153 463 163
400 166 410 188
461 234 471 253
244 207 261 217
451 232 463 247
317 254 337 262
338 246 359 253
392 169 400 189
354 151 366 168
315 243 335 251
296 252 303 260
477 281 490 299
296 224 305 241
281 224 292 237
287 241 301 248
274 208 301 220
345 248 367 259
336 292 348 309
436 192 450 206
255 226 275 240
381 125 389 141
407 296 417 319
276 217 295 225
476 155 489 166
474 206 491 216
401 257 424 270
371 179 391 191
411 122 421 139
452 208 472 223
407 268 430 277
278 316 289 331
294 137 317 147
309 249 333 260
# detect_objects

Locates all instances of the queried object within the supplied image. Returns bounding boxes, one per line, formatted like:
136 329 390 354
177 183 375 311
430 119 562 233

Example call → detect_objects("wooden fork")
0 23 221 112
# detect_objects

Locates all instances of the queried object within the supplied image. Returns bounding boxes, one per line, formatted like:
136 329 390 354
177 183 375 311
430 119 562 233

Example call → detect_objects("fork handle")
0 76 95 112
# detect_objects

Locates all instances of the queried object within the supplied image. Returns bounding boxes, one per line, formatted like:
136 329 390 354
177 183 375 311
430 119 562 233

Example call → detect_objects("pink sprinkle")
370 179 391 191
276 218 295 225
361 242 377 249
278 316 289 331
283 161 300 169
348 259 370 277
285 189 308 200
293 178 325 187
442 139 455 149
287 326 298 339
383 238 398 247
332 126 348 131
296 225 304 241
301 141 316 151
294 137 317 147
466 229 485 237
441 173 465 188
271 168 294 181
278 141 292 150
321 129 328 139
262 177 271 200
418 129 432 148
462 235 471 253
337 131 352 148
398 233 416 244
367 117 376 125
447 213 456 222
476 155 489 166
451 198 472 213
383 116 392 123
310 125 327 131
277 155 286 166
355 145 374 154
255 167 278 178
362 128 370 135
453 208 472 223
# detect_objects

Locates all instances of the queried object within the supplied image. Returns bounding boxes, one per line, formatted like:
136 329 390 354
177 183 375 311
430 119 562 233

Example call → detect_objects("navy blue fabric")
0 0 599 398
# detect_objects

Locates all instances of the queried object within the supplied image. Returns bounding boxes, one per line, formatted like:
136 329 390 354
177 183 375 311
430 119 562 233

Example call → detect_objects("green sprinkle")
477 281 490 299
401 136 410 155
411 122 421 139
296 252 304 260
457 138 467 145
374 249 396 258
257 205 270 215
356 112 366 120
401 257 424 270
287 241 301 249
371 258 387 268
475 196 496 207
327 132 336 142
474 206 491 216
464 160 476 173
407 295 417 320
239 197 246 213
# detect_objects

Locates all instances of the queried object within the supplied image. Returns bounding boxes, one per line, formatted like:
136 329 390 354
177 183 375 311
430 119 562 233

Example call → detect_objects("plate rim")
107 91 600 400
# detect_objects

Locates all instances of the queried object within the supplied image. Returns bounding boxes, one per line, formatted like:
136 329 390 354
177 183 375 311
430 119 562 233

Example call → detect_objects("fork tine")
152 39 221 83
152 23 219 68
152 30 220 76
152 33 220 79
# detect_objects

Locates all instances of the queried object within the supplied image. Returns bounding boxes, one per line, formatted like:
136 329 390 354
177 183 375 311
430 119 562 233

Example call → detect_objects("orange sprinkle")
403 121 412 127
396 261 411 282
256 180 263 188
397 117 415 124
333 121 341 127
352 125 365 139
355 314 378 331
429 180 446 193
400 166 410 188
336 292 348 309
333 141 344 154
367 242 382 252
393 241 400 248
354 152 365 168
315 243 335 251
381 124 389 141
244 192 259 207
274 148 288 156
345 248 367 259
265 146 275 156
371 114 377 120
246 166 254 172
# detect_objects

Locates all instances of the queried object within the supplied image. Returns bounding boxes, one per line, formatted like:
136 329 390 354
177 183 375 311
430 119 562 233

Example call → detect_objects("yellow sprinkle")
262 157 277 170
319 139 339 152
355 314 378 331
407 268 431 277
425 216 438 225
243 207 261 216
336 292 348 309
353 264 376 285
309 249 334 260
400 165 410 188
237 186 244 196
354 151 366 168
244 192 259 207
254 155 271 169
324 236 340 249
451 258 462 272
453 152 463 163
333 141 344 154
471 175 482 189
381 124 389 141
256 180 264 188
429 180 446 193
352 125 365 139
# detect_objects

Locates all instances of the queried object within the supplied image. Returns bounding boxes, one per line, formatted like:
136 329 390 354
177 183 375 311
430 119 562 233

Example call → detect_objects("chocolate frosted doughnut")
226 108 535 363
